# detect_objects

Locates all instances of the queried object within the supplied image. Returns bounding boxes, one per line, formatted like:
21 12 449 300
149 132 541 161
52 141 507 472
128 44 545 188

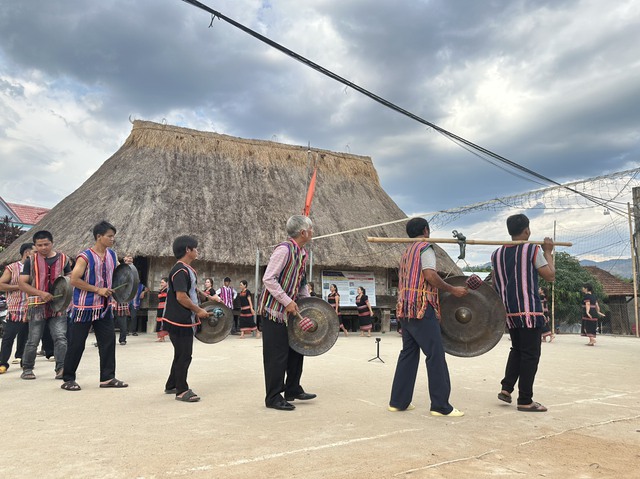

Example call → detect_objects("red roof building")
0 196 50 229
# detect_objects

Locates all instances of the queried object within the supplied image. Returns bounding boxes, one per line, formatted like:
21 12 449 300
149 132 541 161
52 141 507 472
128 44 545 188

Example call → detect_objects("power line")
179 0 627 216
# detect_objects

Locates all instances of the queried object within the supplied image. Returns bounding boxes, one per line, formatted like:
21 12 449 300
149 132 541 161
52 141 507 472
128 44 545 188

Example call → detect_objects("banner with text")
320 270 376 307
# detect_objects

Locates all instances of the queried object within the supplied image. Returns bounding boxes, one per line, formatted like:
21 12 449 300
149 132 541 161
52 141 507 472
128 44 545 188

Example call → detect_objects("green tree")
0 216 24 249
541 252 607 325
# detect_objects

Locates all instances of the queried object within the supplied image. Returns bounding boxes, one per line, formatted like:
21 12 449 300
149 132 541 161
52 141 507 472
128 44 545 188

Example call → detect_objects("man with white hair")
258 215 316 411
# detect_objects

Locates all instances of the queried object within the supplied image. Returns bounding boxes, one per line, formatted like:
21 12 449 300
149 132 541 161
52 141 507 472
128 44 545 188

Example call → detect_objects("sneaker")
119 341 126 345
11 358 20 364
132 332 138 336
388 403 415 412
431 407 464 417
0 365 7 374
36 350 45 357
48 356 55 362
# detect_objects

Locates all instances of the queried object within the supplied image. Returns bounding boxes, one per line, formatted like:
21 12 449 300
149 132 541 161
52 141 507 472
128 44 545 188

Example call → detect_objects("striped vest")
219 286 234 309
258 240 307 322
491 244 544 328
31 252 68 318
73 248 117 311
396 241 439 319
5 261 28 322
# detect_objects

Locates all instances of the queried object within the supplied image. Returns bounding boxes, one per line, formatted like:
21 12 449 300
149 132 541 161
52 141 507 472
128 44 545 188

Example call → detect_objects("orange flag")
303 167 317 216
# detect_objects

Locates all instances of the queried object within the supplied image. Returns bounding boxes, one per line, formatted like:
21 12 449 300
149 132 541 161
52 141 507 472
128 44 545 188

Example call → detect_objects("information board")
320 270 376 307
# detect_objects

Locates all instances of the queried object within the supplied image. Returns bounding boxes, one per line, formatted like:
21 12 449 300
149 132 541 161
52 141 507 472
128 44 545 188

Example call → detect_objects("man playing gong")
389 217 468 417
492 214 555 412
258 215 315 411
61 221 128 391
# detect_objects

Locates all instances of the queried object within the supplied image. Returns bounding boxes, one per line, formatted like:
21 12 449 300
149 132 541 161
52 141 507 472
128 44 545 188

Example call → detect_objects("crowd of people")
0 213 605 415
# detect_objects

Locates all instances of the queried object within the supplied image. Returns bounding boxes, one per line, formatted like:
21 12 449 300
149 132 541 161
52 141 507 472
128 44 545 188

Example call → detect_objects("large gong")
195 301 234 344
50 276 73 313
439 276 506 357
288 296 339 356
112 264 140 304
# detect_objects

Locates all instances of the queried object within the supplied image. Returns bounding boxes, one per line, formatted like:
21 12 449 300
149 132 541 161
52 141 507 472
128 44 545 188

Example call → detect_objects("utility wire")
180 0 626 216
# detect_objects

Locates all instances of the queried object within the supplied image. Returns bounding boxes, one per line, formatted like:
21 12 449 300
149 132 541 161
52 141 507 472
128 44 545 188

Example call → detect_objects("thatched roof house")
1 120 460 322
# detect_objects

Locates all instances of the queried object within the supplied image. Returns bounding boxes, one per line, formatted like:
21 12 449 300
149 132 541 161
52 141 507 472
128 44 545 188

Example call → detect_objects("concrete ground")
1 330 639 479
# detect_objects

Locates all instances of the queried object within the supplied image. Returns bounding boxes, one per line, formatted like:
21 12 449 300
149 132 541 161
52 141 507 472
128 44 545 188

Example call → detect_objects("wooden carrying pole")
366 237 572 247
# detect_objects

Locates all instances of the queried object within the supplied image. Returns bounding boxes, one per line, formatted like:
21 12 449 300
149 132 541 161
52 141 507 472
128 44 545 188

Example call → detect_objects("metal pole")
552 220 556 335
627 203 639 337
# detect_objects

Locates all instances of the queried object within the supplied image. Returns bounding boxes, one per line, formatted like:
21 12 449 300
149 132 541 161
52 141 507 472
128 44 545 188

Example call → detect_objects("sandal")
164 388 177 394
517 401 547 412
61 381 82 391
498 392 512 404
55 368 64 380
100 378 129 388
175 389 200 402
21 371 36 380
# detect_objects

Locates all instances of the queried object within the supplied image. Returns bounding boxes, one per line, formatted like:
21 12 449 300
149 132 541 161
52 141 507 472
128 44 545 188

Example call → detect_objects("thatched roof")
0 120 460 272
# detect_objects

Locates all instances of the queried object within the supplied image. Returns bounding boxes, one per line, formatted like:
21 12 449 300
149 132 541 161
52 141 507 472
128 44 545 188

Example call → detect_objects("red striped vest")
396 241 439 320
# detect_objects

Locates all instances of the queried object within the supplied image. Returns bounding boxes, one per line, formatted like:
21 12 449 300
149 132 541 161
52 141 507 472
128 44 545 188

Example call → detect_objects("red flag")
303 167 317 216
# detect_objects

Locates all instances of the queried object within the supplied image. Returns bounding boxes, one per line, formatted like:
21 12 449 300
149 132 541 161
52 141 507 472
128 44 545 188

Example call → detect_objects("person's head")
172 235 198 260
240 280 248 290
286 215 313 246
32 230 54 256
92 221 116 248
224 277 231 285
582 283 593 294
123 253 134 265
19 242 35 261
358 286 366 295
160 277 168 289
406 217 430 238
330 283 337 293
506 214 530 238
204 277 213 289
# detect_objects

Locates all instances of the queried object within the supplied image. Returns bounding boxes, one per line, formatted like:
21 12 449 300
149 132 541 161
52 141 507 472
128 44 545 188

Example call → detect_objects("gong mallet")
28 282 130 307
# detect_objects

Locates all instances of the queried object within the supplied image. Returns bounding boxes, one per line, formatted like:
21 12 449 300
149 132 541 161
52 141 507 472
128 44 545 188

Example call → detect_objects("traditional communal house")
0 120 461 331
584 266 636 335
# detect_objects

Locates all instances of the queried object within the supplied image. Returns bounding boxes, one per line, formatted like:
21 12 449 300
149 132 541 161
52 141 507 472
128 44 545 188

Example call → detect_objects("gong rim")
195 301 234 344
439 275 506 357
112 264 140 304
288 296 339 356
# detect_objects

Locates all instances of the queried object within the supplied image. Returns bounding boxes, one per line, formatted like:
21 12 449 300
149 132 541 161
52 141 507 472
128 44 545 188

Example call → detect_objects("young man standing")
492 214 555 412
61 221 128 391
161 235 209 402
389 217 468 417
0 242 35 373
114 253 134 346
18 230 71 380
258 215 315 411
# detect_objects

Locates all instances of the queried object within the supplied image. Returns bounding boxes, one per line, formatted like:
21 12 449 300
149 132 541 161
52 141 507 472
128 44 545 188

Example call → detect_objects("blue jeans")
22 308 67 374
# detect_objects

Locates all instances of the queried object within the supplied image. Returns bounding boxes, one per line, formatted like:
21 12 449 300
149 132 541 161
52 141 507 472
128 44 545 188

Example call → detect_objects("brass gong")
438 276 506 357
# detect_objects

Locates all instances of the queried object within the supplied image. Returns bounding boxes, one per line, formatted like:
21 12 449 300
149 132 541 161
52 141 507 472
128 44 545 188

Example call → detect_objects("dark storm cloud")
0 0 638 216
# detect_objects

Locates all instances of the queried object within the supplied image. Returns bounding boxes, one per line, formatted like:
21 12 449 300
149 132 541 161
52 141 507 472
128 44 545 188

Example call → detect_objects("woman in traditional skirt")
327 284 348 337
156 277 169 342
356 286 374 337
237 280 259 338
539 287 554 342
582 283 605 346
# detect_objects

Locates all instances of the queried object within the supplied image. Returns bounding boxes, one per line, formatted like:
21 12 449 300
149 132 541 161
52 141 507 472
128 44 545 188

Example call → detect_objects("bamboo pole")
366 237 572 246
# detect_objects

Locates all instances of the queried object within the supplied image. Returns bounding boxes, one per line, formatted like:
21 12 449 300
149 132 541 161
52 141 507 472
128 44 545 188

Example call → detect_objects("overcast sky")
1 0 639 263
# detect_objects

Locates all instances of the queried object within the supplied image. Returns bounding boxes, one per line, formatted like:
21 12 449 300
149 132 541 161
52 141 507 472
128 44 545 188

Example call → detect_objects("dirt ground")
1 330 638 479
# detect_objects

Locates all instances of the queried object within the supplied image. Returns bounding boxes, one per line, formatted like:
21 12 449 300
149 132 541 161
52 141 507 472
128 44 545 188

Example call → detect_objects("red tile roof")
6 203 50 226
583 266 635 297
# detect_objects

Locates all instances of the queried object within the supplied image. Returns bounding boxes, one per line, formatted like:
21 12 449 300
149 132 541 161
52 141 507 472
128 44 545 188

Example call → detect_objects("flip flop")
164 388 177 394
517 401 547 412
100 378 128 388
498 392 512 403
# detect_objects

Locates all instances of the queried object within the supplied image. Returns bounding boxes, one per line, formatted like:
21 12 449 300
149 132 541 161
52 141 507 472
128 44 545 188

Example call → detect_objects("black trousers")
0 320 29 368
262 317 305 406
114 315 128 343
63 318 116 382
166 330 194 395
41 321 54 357
389 307 453 414
501 327 542 405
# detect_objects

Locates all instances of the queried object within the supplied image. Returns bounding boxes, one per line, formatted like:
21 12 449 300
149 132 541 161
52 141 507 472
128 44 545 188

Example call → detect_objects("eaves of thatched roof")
1 120 460 273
